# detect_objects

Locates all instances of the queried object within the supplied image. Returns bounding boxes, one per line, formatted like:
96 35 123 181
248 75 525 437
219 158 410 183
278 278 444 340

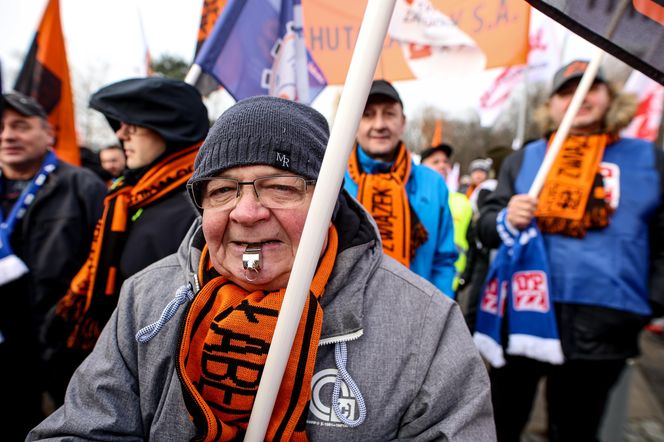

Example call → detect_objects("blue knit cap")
190 96 330 182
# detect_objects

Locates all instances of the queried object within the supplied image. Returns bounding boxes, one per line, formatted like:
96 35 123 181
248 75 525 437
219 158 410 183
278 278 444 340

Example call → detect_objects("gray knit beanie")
190 96 329 183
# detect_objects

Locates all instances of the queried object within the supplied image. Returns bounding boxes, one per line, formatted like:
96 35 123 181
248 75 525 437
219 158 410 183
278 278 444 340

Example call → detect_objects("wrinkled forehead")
213 164 300 180
365 95 403 111
1 109 50 133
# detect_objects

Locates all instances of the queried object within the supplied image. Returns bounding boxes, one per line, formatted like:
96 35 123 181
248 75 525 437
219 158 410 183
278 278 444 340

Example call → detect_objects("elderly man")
44 77 210 405
30 96 494 441
478 60 664 441
0 93 107 439
344 80 457 297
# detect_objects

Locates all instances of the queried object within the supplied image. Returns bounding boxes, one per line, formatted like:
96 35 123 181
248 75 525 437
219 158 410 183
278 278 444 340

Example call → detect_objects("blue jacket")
512 137 660 316
479 136 664 359
344 146 457 297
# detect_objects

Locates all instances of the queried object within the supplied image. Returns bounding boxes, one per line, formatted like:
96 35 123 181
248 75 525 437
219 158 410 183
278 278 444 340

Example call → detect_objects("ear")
42 120 55 147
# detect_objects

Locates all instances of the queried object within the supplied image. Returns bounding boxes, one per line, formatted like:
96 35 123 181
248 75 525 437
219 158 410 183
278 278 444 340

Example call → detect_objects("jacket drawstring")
332 341 367 427
135 284 194 343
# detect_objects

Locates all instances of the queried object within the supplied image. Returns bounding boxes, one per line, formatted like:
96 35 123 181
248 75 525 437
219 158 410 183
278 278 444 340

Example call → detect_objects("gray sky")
0 0 204 88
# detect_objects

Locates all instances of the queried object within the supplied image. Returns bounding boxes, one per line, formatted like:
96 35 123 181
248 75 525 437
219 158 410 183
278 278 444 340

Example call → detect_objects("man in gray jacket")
29 96 495 441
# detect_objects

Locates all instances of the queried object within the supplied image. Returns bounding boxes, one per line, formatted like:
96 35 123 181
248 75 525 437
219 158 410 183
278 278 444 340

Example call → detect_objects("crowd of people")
0 57 660 441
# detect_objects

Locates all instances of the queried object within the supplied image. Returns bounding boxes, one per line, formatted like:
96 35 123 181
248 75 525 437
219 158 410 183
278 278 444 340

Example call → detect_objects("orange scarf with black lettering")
178 227 338 442
535 133 616 238
54 143 200 351
348 143 427 267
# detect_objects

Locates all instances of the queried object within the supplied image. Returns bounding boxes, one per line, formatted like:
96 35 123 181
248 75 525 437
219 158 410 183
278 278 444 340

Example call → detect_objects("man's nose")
372 113 387 129
229 186 270 224
115 128 128 141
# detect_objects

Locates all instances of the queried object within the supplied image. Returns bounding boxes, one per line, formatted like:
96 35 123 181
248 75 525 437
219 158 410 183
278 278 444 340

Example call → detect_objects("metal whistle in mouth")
242 243 262 272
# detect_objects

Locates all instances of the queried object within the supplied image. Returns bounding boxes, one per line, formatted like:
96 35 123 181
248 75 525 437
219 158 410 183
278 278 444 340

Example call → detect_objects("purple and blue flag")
193 0 327 104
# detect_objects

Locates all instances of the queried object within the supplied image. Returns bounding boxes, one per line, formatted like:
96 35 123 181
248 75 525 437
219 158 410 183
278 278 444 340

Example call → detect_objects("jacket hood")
90 77 210 150
175 189 382 341
534 84 638 135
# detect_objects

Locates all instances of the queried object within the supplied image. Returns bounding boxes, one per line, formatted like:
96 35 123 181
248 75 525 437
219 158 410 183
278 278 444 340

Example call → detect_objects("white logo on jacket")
307 368 357 427
599 162 620 209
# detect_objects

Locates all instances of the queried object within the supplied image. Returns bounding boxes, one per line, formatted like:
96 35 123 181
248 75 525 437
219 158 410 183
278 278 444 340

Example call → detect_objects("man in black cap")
0 92 107 438
477 59 664 441
45 77 210 405
344 80 457 297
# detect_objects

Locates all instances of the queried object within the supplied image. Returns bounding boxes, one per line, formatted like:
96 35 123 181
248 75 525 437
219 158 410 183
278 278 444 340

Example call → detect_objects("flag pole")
184 64 202 86
527 46 604 197
243 0 397 440
527 0 629 198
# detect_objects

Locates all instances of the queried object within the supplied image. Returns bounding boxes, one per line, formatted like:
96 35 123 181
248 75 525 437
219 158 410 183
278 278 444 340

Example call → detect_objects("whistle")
242 244 262 272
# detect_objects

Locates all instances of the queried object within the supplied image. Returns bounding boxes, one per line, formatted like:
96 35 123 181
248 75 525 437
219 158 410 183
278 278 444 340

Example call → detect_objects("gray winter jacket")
29 192 495 441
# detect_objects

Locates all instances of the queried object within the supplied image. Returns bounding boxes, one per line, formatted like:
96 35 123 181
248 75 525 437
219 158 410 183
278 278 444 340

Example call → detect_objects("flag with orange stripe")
14 0 79 165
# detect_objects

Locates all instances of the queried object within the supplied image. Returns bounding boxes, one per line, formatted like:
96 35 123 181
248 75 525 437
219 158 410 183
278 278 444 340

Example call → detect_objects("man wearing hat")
45 77 210 405
0 92 107 438
30 95 494 441
478 60 664 441
421 143 473 294
344 80 457 297
465 157 492 199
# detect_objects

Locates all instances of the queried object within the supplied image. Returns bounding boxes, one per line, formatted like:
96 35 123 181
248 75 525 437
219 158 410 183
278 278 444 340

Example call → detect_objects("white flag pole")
528 0 629 198
184 64 203 86
243 0 397 440
527 46 604 198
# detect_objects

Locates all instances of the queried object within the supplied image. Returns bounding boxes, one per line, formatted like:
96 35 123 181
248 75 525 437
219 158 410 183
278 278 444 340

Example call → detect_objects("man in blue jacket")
344 80 457 297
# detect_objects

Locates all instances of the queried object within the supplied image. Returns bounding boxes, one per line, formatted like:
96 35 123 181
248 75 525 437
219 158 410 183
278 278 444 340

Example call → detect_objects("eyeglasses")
117 122 139 136
188 175 316 210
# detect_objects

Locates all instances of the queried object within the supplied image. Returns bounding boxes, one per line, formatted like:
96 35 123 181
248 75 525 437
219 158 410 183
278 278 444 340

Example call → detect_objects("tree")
150 54 189 81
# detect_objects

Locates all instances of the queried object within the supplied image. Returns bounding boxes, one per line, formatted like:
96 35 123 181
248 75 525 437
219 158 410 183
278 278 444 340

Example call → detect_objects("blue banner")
194 0 327 103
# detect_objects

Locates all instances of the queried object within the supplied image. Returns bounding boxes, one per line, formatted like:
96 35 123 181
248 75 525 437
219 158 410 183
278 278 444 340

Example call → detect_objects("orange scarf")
348 143 427 267
535 133 615 238
178 226 338 442
54 143 201 350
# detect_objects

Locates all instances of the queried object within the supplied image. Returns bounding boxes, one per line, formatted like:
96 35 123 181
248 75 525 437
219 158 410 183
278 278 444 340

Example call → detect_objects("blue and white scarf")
0 151 58 285
473 208 564 368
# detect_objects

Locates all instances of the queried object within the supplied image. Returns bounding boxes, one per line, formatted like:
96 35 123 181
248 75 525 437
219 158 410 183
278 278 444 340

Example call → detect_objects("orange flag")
195 0 229 56
14 0 79 166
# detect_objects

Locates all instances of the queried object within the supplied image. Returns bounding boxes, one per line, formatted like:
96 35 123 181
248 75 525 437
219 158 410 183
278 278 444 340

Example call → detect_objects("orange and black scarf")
535 133 616 238
348 143 427 267
55 143 201 351
178 226 338 441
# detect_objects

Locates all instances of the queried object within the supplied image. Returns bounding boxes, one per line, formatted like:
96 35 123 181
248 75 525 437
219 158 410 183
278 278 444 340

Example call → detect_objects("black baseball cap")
551 59 606 95
367 79 403 108
3 92 48 119
421 144 453 162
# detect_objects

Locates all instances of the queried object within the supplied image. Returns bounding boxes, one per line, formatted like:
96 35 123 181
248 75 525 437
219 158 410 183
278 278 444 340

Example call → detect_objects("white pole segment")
243 0 397 440
527 46 604 198
184 63 203 86
527 0 629 198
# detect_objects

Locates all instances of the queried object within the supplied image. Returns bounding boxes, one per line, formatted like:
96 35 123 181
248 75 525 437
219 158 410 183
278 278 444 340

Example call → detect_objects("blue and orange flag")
193 0 327 104
14 0 79 165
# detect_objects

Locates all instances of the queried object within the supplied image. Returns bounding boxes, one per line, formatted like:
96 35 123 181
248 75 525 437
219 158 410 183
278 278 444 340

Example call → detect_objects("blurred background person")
44 77 209 406
98 144 126 182
421 142 473 294
0 92 106 438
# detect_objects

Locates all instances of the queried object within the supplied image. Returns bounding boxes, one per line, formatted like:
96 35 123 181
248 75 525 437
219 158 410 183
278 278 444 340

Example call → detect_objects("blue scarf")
473 208 564 367
0 151 58 285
